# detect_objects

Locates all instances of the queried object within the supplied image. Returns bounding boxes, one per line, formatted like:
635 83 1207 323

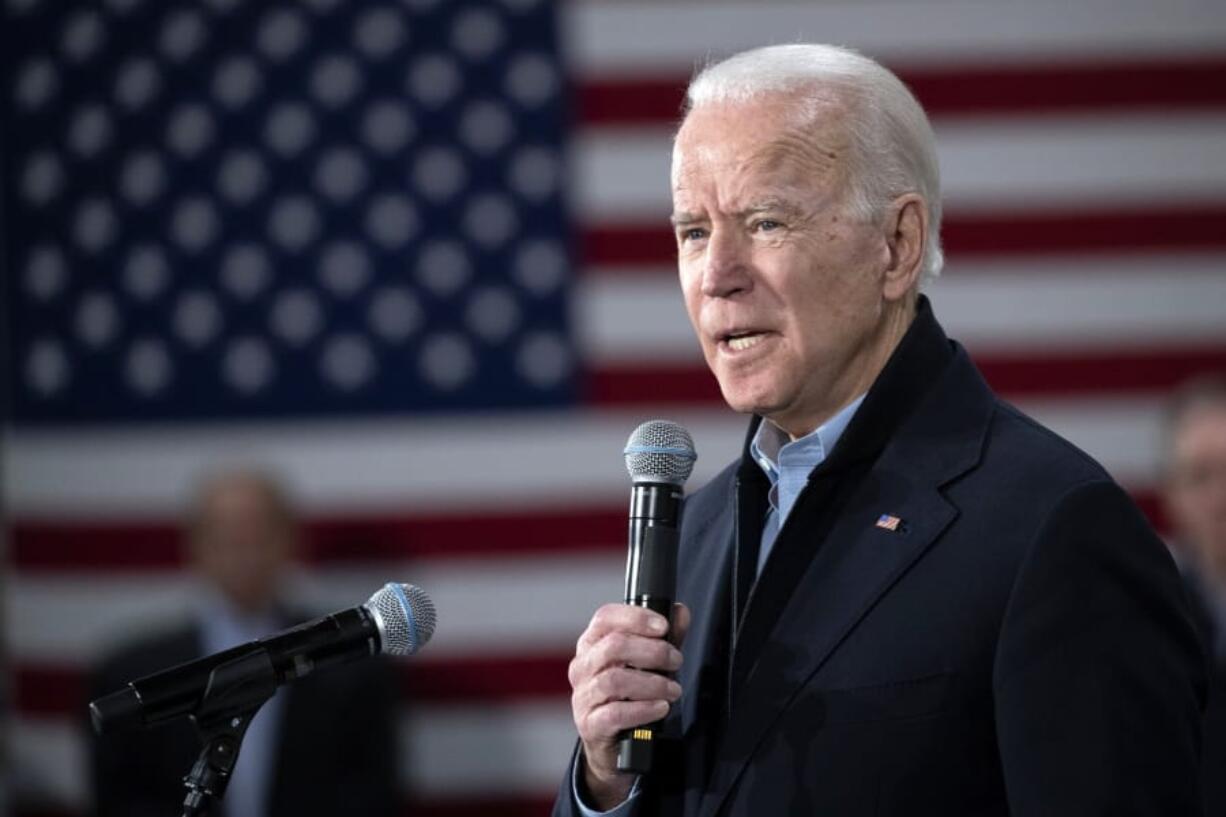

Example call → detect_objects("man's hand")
568 602 691 810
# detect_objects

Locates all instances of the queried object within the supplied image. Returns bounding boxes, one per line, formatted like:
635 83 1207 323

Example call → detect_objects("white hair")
684 44 944 287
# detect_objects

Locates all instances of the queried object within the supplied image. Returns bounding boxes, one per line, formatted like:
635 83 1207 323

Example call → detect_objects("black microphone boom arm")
90 606 378 734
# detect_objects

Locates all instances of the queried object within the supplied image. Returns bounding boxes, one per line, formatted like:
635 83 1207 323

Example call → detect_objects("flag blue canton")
2 0 575 424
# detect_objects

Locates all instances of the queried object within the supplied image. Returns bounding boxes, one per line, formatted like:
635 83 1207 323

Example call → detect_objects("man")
89 469 400 817
1164 375 1226 814
555 44 1204 816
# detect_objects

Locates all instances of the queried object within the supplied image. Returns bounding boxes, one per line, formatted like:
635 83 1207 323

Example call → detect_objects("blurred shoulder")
90 619 199 694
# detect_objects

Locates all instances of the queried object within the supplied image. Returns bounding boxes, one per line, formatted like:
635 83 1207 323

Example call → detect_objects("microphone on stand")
88 582 437 817
90 582 437 734
617 420 697 774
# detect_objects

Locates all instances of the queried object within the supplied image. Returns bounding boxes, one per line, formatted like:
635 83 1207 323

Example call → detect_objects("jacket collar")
698 296 996 817
754 295 957 476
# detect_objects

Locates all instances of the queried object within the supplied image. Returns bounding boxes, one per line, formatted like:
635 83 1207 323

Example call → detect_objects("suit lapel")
676 467 737 737
693 303 994 817
640 465 735 815
697 470 959 817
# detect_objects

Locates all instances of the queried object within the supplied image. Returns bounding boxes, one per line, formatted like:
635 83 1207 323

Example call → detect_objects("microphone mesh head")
365 582 436 656
624 420 697 485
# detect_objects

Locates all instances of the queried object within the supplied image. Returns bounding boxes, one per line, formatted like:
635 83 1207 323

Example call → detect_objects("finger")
575 667 682 714
578 603 671 651
570 627 683 689
580 699 672 744
669 602 692 648
571 628 675 688
588 629 682 676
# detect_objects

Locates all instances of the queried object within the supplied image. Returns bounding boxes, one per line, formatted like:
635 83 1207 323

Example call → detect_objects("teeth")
727 333 764 352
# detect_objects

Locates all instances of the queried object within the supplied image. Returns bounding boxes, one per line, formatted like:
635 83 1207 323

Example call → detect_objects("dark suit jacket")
1182 570 1226 815
555 298 1205 817
89 611 400 817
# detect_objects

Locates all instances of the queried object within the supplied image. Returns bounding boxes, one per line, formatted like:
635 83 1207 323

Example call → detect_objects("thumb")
669 602 692 648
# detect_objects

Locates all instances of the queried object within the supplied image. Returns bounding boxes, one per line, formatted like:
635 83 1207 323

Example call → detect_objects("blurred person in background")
1164 374 1226 815
88 468 399 817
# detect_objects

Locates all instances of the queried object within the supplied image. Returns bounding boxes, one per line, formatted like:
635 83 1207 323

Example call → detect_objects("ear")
881 193 927 302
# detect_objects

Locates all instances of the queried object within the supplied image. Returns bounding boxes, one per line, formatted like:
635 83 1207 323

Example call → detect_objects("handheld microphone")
90 582 436 735
617 420 697 774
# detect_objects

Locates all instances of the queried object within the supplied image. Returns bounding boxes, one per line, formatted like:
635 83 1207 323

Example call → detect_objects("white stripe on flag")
573 114 1226 219
6 555 623 663
4 399 1166 520
564 0 1226 73
581 255 1226 363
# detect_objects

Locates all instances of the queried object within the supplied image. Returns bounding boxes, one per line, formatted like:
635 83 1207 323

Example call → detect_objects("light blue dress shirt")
195 589 288 817
574 396 867 816
750 394 867 573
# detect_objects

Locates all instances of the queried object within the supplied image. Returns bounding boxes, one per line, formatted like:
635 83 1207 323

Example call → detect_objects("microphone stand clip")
179 648 278 817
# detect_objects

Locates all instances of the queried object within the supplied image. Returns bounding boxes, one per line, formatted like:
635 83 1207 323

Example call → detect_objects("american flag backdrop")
3 1 1226 815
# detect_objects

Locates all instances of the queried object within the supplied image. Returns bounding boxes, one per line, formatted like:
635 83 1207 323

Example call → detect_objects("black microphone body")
618 477 688 773
615 420 696 774
623 482 683 618
91 605 379 734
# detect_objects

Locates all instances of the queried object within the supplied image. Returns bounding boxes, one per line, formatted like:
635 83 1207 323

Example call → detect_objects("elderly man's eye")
681 227 707 242
755 219 782 232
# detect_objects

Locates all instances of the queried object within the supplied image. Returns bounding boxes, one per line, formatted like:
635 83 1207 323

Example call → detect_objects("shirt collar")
193 584 284 654
749 393 867 483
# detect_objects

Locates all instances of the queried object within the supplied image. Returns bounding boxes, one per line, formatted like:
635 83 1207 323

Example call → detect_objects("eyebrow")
670 199 802 227
744 199 802 218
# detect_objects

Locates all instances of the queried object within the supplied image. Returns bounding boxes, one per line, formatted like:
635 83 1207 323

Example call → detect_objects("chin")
716 378 783 418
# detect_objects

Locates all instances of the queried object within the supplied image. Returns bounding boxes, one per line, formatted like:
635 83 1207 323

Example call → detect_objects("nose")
701 225 752 299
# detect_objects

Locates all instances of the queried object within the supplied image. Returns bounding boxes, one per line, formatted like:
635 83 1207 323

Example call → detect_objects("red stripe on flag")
586 345 1226 405
16 654 571 718
13 664 88 719
1134 491 1169 538
581 223 675 268
310 507 624 561
581 205 1226 268
942 206 1226 257
974 346 1226 399
5 469 1165 722
582 364 720 406
406 654 571 703
9 507 626 572
577 57 1226 125
4 485 1172 576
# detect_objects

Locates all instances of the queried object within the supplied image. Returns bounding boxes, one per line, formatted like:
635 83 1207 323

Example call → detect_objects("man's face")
190 477 295 613
1166 404 1226 577
671 94 900 437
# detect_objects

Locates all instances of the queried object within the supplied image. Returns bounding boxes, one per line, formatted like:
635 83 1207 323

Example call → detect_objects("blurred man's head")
185 469 298 614
1163 375 1226 583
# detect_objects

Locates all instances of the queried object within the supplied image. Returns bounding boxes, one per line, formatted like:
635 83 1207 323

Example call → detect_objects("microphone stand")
179 649 278 817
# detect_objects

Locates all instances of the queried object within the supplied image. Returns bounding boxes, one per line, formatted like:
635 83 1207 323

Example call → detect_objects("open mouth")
722 331 769 352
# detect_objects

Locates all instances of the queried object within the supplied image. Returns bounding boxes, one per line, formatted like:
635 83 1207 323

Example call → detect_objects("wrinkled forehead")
671 93 852 199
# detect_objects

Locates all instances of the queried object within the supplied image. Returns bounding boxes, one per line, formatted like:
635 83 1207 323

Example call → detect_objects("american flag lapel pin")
875 513 904 532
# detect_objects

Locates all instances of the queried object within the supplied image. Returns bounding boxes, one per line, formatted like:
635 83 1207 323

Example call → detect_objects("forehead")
1172 403 1226 457
198 478 285 520
1176 404 1226 438
671 95 850 204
